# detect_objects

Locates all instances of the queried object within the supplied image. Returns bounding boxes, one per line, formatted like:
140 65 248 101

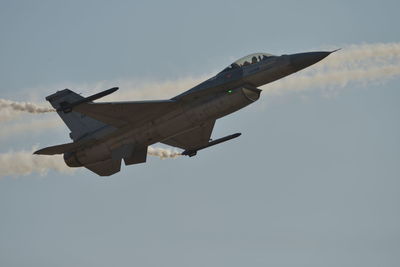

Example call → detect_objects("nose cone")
290 51 331 71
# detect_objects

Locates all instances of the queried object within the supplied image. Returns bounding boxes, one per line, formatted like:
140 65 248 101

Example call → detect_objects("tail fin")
46 89 107 141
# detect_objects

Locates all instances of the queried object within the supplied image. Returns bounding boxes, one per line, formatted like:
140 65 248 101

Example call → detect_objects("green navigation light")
227 90 233 93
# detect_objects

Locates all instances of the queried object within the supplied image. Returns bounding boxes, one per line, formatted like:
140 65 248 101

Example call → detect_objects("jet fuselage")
36 51 332 176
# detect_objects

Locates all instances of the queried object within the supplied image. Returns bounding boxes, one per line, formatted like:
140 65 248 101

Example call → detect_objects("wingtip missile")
84 87 119 102
182 132 242 157
57 87 119 113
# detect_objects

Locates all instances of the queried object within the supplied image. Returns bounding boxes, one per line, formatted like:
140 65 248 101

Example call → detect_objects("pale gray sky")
0 0 399 266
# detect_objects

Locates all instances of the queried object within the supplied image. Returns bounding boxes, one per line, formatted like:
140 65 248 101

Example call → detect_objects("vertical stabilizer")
46 89 107 141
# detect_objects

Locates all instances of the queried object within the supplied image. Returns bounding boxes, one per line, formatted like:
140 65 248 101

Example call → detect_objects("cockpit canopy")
220 53 275 73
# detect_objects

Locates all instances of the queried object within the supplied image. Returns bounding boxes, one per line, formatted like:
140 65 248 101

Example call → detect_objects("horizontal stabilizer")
34 142 84 155
55 87 119 113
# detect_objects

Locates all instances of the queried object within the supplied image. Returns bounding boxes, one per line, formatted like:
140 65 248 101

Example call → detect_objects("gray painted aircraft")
34 51 333 176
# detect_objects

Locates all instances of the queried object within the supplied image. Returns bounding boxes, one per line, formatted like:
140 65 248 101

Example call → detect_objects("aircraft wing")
34 139 95 155
73 100 178 128
161 120 215 150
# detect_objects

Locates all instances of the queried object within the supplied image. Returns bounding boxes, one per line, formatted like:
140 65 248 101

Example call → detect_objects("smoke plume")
0 148 73 178
148 146 182 159
264 42 400 95
0 99 54 113
0 99 54 122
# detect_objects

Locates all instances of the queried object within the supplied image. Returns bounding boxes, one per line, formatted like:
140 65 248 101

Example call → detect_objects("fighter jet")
34 51 333 176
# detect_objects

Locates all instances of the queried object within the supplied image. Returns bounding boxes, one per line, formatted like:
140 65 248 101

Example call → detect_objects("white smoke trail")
0 148 73 178
264 42 400 95
0 99 54 122
147 146 182 159
316 42 400 68
0 98 54 113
